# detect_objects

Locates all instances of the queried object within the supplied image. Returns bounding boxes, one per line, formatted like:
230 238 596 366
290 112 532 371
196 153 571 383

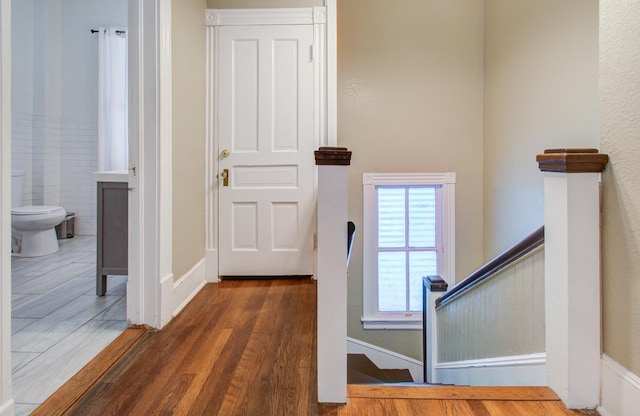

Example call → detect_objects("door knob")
220 169 229 186
221 149 230 158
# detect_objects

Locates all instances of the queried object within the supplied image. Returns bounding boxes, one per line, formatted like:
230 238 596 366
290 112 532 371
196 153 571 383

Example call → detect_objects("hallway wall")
172 0 207 280
338 0 485 360
600 0 640 380
482 0 599 258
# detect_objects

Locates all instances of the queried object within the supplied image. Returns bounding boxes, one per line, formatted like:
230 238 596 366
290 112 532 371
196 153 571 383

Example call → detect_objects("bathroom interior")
10 0 129 414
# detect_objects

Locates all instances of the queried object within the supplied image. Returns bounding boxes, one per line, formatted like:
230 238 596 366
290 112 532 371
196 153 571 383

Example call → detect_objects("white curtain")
98 27 128 172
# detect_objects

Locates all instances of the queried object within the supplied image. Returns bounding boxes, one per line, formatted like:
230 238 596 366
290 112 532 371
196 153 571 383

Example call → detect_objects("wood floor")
35 279 598 416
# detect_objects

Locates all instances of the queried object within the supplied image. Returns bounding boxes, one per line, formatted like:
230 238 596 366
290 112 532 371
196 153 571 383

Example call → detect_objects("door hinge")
310 45 314 62
313 233 317 250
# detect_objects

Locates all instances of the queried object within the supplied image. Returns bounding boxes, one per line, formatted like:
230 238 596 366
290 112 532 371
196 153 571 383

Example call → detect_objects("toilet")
11 170 66 257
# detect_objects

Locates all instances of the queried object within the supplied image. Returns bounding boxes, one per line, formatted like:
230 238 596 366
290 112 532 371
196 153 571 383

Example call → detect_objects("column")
423 276 448 384
537 148 608 409
315 147 351 404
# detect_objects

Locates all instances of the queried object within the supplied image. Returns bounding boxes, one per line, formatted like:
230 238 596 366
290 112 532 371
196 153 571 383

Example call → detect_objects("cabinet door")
98 182 128 273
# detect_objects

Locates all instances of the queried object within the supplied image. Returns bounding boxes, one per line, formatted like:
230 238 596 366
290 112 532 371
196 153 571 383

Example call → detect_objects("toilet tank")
11 170 25 209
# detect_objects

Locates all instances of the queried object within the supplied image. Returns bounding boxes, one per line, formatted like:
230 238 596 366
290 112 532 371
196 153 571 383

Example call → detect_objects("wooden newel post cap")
314 147 352 166
536 148 609 173
424 275 448 292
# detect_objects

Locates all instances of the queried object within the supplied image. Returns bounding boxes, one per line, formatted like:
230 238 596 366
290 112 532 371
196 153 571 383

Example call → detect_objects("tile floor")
11 235 127 415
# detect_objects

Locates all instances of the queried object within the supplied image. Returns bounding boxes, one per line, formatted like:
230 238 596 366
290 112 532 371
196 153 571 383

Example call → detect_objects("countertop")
91 170 129 183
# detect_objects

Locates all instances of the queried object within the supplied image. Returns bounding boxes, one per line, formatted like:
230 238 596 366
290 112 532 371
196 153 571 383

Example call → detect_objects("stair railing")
423 148 608 410
422 226 544 384
437 226 544 309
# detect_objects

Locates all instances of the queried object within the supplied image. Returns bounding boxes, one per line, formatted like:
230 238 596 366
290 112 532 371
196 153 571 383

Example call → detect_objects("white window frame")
362 172 455 330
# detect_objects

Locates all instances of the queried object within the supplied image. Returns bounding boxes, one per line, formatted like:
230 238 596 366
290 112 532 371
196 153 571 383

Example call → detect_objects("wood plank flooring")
39 279 598 416
61 279 317 415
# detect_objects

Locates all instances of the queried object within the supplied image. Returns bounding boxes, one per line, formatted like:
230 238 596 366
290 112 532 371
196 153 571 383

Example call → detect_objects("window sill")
361 317 422 330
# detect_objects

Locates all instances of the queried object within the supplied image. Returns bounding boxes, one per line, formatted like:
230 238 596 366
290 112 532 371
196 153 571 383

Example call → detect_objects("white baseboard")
205 249 219 282
599 354 640 416
347 337 424 382
0 400 13 416
434 353 546 386
159 272 174 328
172 258 207 318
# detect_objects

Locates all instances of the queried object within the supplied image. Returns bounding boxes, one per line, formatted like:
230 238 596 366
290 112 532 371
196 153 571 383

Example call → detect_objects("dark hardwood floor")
34 279 597 416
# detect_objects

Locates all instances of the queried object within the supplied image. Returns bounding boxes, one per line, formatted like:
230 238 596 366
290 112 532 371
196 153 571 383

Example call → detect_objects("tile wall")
12 112 98 235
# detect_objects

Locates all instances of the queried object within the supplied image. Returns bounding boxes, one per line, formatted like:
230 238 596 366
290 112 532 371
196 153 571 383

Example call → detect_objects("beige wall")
207 0 322 8
483 0 599 258
600 0 640 377
339 0 485 360
172 0 207 280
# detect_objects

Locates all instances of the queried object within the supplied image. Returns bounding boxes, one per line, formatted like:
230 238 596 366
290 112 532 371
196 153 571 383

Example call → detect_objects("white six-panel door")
218 25 315 277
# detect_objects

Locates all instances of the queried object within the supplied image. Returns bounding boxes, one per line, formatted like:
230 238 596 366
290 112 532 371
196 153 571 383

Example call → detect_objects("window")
362 173 455 329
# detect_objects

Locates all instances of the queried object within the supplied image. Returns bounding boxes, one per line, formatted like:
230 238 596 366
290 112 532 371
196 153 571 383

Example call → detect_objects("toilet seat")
12 205 65 216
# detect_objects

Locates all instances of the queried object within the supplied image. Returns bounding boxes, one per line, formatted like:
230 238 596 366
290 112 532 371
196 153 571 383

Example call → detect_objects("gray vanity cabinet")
96 182 128 296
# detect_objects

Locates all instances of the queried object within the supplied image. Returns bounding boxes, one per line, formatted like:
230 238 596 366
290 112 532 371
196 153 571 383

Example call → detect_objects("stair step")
347 354 389 382
347 354 414 384
347 368 389 385
347 384 562 401
381 368 413 383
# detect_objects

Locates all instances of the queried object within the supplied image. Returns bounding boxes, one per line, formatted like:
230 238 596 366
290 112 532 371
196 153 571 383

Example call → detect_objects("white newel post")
423 276 448 384
537 149 609 409
315 147 351 404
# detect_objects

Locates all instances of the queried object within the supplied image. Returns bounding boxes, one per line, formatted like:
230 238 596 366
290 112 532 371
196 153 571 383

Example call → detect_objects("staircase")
347 354 413 384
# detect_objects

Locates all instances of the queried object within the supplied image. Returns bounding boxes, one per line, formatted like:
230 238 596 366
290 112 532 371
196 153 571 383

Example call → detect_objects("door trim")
127 0 173 328
0 0 13 412
204 6 335 281
205 7 322 26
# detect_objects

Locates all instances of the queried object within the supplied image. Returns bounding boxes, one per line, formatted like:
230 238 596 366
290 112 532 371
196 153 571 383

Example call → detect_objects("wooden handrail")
436 225 544 308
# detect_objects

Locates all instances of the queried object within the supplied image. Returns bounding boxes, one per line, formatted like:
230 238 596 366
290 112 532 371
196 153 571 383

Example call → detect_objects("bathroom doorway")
9 0 130 412
3 0 177 409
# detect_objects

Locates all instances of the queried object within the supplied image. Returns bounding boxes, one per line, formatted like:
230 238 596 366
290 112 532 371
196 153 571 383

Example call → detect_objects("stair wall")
434 246 545 384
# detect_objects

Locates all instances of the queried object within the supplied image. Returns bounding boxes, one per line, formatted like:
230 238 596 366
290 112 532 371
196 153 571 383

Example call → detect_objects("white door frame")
204 5 337 281
127 0 174 329
0 0 13 413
